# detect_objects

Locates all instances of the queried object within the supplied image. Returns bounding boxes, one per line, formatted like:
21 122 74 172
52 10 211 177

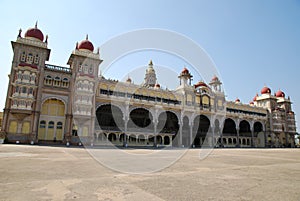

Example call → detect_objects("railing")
45 64 72 73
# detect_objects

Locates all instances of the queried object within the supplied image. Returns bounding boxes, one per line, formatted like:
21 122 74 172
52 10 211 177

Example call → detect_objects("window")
53 76 61 87
15 86 19 93
20 52 26 62
39 120 46 128
28 88 33 95
22 87 27 94
79 63 82 72
62 78 69 87
89 65 93 74
27 53 33 64
57 122 63 129
48 121 54 129
34 54 39 64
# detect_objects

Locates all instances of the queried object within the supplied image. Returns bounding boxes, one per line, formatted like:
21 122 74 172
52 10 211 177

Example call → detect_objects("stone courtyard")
0 145 300 201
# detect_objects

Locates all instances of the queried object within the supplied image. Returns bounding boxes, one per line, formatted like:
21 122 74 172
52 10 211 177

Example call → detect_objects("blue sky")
0 0 299 132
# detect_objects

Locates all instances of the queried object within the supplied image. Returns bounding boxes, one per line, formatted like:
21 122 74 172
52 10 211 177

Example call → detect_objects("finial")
35 21 38 28
45 35 48 43
149 60 153 66
97 47 100 54
18 28 22 37
76 42 79 49
86 34 88 40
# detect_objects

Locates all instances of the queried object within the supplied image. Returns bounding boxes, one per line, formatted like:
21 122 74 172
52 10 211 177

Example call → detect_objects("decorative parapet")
16 37 47 48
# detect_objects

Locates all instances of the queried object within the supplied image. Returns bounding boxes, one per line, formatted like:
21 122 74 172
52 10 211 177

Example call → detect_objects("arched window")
57 122 63 129
44 75 52 85
39 120 46 128
62 78 69 87
53 76 61 87
48 121 54 129
26 53 33 64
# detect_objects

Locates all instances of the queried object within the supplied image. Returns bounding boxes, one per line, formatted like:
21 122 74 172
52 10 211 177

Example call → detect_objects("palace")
1 24 297 148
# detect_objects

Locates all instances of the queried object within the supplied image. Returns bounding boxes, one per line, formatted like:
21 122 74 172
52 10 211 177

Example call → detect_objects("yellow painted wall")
8 121 17 133
83 126 89 136
21 122 30 134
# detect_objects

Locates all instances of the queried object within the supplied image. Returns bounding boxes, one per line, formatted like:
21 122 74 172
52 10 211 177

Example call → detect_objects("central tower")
143 60 157 87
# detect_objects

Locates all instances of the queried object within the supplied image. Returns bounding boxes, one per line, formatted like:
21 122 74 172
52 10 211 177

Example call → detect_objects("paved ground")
0 145 300 201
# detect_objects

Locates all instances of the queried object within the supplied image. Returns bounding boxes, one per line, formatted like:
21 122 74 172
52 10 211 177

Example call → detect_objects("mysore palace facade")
1 24 297 148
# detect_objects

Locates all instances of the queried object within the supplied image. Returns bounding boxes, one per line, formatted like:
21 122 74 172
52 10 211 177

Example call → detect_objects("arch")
119 133 126 142
157 135 163 145
253 122 263 137
157 111 179 145
41 98 66 115
108 133 117 142
193 115 210 147
128 107 153 132
239 120 251 137
128 134 137 143
164 136 170 145
222 118 237 136
138 134 146 144
96 104 124 132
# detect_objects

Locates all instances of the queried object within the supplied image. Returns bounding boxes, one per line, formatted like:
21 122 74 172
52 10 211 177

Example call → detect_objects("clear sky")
0 0 299 133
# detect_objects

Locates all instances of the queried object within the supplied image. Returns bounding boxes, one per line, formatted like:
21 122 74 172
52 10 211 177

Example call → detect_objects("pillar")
179 121 183 147
189 122 193 147
251 128 254 147
236 127 240 147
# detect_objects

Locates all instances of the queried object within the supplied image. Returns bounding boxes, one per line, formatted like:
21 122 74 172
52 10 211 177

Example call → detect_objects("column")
251 128 254 147
236 127 240 147
189 122 193 147
153 122 157 147
211 125 215 147
123 119 128 147
179 121 183 147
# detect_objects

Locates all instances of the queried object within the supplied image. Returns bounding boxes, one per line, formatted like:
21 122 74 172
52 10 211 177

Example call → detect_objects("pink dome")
24 23 44 41
78 35 94 51
261 86 271 94
275 90 285 98
181 67 189 74
194 81 208 88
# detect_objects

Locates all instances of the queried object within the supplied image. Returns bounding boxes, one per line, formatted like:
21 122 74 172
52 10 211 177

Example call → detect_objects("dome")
253 94 258 101
261 86 271 94
24 23 44 41
126 77 132 83
211 75 219 82
275 90 285 98
78 35 94 52
154 83 160 88
194 81 208 88
181 67 189 74
249 101 254 105
235 98 240 103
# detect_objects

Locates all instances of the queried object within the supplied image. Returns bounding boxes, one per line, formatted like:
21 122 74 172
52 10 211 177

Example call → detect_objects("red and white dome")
78 35 94 52
275 90 285 98
261 86 271 94
211 75 219 82
181 67 189 74
194 81 208 88
253 94 258 101
24 23 44 41
235 98 240 103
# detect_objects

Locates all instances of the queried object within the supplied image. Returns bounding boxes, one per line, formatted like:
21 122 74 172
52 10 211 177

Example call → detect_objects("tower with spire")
143 60 157 87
